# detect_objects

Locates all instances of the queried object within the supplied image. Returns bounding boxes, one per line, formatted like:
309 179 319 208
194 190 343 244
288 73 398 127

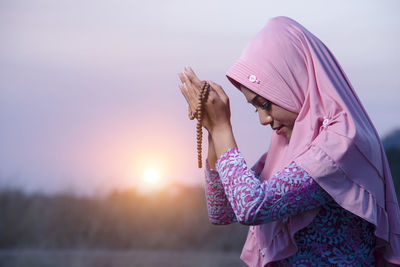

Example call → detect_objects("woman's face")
240 85 298 140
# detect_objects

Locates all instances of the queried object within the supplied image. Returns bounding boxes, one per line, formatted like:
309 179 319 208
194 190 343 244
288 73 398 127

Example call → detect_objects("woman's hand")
178 66 232 135
178 66 238 159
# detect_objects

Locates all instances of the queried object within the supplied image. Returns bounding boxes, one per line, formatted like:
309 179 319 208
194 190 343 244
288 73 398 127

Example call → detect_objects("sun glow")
144 169 159 184
129 146 176 194
137 167 166 194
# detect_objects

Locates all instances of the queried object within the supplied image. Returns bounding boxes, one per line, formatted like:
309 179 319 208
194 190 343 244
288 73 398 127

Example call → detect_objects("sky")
1 0 399 195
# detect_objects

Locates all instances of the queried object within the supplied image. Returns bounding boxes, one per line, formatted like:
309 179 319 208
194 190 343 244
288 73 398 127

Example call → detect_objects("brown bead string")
188 81 210 168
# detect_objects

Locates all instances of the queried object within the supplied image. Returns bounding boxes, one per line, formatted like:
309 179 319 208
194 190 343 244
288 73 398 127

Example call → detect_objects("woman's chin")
284 129 292 141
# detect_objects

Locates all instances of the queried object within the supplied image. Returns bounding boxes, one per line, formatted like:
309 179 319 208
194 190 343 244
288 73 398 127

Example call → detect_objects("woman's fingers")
178 67 232 133
179 68 226 123
206 88 218 103
181 84 196 108
179 72 193 90
179 83 190 104
179 84 196 120
179 70 204 105
184 74 200 104
209 81 229 102
178 72 186 84
179 73 198 114
180 67 207 97
184 67 203 89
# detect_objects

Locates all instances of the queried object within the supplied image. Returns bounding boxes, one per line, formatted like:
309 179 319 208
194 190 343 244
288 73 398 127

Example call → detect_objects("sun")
131 154 169 193
144 169 159 184
139 168 164 194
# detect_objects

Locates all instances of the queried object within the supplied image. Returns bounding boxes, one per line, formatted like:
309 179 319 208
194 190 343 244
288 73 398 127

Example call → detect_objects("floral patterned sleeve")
204 151 267 225
215 147 332 225
204 160 238 225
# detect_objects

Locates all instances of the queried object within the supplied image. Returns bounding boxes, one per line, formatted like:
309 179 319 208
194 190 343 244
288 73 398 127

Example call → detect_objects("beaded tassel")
189 81 210 168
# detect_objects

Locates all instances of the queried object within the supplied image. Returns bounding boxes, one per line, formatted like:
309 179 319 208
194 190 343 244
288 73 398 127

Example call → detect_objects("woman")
178 16 400 266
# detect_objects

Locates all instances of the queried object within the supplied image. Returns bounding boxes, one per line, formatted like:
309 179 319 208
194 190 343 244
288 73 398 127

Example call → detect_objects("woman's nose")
259 114 273 126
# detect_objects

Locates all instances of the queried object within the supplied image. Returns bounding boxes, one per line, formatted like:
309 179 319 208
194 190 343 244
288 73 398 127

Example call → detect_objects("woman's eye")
261 101 272 111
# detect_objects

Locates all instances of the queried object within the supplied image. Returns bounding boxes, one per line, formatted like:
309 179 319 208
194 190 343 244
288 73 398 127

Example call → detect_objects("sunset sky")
1 0 399 195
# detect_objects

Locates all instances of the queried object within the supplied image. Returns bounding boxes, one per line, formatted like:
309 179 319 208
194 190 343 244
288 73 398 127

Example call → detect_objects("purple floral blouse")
205 147 376 266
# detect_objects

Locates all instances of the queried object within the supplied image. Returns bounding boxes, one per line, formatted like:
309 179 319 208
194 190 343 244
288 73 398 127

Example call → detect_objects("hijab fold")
226 16 400 266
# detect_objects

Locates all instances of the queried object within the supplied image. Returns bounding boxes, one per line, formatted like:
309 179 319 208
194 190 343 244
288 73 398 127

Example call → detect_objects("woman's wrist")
209 124 238 159
207 133 217 169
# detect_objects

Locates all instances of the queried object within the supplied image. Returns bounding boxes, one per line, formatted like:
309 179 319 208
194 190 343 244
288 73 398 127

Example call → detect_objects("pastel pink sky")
1 0 399 195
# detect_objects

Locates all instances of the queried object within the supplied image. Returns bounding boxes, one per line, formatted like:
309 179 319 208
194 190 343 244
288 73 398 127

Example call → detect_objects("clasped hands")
178 66 238 161
178 67 232 135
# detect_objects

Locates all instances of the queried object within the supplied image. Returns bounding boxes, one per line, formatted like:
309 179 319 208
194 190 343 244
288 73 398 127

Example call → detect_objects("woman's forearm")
210 124 238 159
216 148 330 225
204 162 237 225
207 133 217 169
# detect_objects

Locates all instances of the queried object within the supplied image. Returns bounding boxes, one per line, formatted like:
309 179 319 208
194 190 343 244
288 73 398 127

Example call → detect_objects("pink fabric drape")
226 16 400 266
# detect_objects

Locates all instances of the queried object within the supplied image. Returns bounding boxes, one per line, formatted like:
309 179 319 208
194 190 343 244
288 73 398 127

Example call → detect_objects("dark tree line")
0 185 247 251
0 147 399 251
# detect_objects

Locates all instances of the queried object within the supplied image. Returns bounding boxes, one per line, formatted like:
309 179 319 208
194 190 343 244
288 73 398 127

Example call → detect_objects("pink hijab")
226 16 400 266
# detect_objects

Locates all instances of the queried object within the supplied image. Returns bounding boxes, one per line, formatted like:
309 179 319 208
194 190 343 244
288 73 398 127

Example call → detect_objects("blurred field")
0 145 398 267
0 249 246 267
0 186 248 251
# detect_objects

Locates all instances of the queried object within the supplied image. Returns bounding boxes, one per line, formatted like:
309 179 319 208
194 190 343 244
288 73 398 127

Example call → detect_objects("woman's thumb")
209 81 228 100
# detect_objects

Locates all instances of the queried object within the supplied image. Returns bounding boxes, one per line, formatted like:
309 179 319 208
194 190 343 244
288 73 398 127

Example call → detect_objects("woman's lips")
276 126 284 135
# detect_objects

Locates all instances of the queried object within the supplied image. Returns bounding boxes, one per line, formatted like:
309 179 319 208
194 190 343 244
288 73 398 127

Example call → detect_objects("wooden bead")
187 81 210 168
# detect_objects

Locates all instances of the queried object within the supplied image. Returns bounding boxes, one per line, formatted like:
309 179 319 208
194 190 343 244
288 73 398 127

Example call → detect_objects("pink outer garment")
226 16 400 266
